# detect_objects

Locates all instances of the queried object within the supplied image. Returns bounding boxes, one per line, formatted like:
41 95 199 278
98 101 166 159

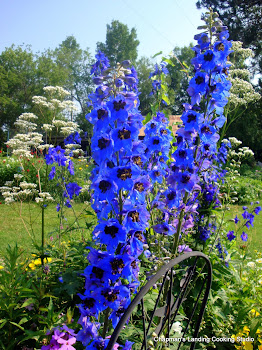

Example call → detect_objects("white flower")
256 259 262 263
171 321 182 334
247 262 256 268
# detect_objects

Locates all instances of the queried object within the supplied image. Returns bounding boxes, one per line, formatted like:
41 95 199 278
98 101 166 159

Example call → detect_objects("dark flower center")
98 137 110 150
204 144 210 151
159 157 164 162
118 128 131 140
160 129 168 135
131 260 137 269
134 182 145 192
179 150 187 158
116 307 125 317
110 258 125 273
95 341 105 350
92 266 104 279
117 168 132 180
201 126 211 134
113 100 126 111
195 76 204 85
99 180 111 193
154 171 160 177
128 211 140 222
181 174 191 183
134 231 143 241
171 164 178 172
102 290 119 302
217 43 225 51
150 122 156 129
107 161 115 168
132 156 143 166
167 191 176 200
204 52 214 61
210 84 217 92
104 225 119 238
84 297 95 309
177 136 183 144
97 108 108 119
153 138 159 145
187 114 196 123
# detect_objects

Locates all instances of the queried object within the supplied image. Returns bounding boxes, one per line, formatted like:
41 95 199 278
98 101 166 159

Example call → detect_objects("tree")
196 0 262 78
96 20 139 66
53 36 93 121
135 56 155 115
167 44 195 114
0 45 39 136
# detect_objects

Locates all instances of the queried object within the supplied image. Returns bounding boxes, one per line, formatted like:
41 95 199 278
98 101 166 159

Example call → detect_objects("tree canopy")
196 0 262 79
96 20 140 66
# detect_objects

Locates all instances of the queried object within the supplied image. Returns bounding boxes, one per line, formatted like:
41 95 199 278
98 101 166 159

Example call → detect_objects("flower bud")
121 60 131 68
93 76 104 85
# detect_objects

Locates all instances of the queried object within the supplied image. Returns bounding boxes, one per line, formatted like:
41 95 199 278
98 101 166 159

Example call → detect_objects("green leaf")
163 58 174 66
0 320 7 329
21 298 36 308
142 112 152 126
152 51 163 58
9 321 25 331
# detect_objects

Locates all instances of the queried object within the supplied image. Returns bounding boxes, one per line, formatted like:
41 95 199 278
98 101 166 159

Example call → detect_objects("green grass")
0 202 94 256
225 204 262 253
0 202 261 257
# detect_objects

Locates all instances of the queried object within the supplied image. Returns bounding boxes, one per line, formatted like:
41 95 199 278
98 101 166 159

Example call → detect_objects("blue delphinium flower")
78 53 151 347
241 232 248 241
227 230 236 241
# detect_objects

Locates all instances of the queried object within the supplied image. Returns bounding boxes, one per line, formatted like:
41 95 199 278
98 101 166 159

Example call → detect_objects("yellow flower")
258 345 262 350
34 258 42 266
43 257 52 264
86 164 88 167
79 167 82 170
29 263 35 270
31 253 37 257
250 309 260 317
243 326 250 334
0 265 4 270
243 341 253 350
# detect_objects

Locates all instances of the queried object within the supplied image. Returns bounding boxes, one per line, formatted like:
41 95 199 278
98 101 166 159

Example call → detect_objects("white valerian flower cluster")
43 86 70 97
228 137 242 148
42 124 54 132
35 192 54 203
228 41 261 107
226 137 254 177
0 179 38 204
7 113 43 159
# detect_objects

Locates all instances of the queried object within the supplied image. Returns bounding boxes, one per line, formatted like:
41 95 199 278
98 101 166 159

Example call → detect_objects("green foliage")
0 157 20 187
0 240 90 349
196 0 262 79
136 56 155 116
167 44 195 114
96 20 139 66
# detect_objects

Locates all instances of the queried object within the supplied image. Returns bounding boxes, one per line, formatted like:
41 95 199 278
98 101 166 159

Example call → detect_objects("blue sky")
0 0 204 58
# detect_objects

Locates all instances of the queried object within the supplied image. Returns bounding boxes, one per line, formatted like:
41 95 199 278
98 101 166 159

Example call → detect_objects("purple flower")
227 230 236 241
241 232 248 241
254 206 261 215
178 245 192 253
234 215 240 224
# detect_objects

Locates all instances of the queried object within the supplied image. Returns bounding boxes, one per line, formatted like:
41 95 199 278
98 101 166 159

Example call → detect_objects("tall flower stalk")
76 53 150 349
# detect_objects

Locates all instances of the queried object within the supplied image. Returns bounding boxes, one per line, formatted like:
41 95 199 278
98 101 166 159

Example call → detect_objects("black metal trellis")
106 251 212 350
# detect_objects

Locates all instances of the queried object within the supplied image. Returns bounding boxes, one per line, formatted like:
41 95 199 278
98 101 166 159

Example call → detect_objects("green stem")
41 206 45 265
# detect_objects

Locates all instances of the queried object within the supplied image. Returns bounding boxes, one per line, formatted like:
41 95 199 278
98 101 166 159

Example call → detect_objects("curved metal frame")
106 251 212 350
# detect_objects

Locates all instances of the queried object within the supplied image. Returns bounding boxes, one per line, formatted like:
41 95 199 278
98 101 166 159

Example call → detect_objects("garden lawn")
0 202 94 256
0 202 261 257
225 204 262 254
